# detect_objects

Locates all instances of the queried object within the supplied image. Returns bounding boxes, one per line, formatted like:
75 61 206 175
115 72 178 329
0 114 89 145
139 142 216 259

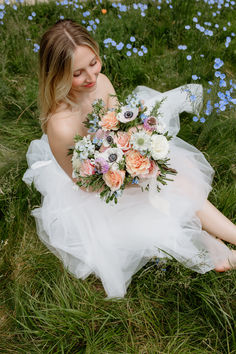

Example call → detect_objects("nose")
85 68 96 83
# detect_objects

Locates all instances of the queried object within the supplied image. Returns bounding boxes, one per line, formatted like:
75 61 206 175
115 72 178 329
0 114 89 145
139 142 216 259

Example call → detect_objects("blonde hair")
39 19 100 133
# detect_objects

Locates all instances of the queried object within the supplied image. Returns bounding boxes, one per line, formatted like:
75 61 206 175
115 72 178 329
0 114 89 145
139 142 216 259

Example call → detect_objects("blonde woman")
23 20 236 299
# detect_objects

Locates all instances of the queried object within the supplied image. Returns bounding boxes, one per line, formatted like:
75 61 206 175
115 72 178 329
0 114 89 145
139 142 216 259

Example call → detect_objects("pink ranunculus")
99 111 119 131
95 128 105 140
103 170 125 191
125 149 151 177
114 132 131 152
79 159 95 177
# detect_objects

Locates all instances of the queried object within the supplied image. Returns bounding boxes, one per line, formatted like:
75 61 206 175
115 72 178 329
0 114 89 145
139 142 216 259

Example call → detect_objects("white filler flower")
151 135 169 160
130 131 151 152
117 106 139 123
72 151 82 172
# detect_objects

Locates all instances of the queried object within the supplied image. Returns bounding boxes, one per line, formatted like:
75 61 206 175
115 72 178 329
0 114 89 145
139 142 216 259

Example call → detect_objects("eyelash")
73 61 98 77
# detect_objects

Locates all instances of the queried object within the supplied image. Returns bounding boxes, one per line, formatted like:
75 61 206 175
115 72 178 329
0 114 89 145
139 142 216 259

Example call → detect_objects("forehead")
72 45 96 71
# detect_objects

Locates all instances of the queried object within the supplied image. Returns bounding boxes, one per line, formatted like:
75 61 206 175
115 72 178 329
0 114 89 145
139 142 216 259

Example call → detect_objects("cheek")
71 77 82 88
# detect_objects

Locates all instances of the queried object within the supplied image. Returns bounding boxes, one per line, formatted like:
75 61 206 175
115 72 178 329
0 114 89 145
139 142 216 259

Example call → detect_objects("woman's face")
71 45 101 95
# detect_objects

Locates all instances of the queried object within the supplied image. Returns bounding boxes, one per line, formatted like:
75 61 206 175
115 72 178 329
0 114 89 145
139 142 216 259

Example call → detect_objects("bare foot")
215 250 236 272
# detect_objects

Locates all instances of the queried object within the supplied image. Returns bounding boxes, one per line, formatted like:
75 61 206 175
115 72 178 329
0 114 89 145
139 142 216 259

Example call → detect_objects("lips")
84 82 96 88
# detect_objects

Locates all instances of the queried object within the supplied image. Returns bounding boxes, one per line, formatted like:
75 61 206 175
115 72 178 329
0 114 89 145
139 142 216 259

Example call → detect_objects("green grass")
0 0 236 352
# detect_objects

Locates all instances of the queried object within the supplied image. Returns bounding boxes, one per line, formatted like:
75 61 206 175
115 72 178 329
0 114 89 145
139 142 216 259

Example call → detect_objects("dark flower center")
108 153 117 162
147 117 156 126
124 111 134 119
106 136 113 144
95 162 102 172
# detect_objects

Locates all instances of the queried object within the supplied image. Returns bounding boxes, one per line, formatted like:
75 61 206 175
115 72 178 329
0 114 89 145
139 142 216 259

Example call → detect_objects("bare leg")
196 200 236 271
196 200 236 245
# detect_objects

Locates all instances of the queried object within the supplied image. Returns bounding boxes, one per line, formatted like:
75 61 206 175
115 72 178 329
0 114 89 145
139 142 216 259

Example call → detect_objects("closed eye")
73 61 97 77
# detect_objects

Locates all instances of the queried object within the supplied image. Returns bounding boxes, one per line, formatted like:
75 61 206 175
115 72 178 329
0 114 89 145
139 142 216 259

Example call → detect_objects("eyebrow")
73 56 97 73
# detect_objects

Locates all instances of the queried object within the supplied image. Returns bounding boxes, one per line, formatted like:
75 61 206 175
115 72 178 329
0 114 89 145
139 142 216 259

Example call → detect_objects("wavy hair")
38 19 100 132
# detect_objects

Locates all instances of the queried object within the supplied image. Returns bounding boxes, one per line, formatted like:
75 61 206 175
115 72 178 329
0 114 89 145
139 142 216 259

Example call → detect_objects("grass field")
0 0 236 352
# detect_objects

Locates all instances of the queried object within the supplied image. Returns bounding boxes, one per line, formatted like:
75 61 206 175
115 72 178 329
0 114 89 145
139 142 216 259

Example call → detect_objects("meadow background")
0 0 236 352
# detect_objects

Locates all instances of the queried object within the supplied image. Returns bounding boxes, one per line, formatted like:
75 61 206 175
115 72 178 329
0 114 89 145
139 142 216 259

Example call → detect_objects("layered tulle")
23 84 231 299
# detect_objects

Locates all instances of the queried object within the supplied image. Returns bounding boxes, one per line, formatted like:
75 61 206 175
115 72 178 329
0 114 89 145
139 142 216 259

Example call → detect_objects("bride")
23 19 236 299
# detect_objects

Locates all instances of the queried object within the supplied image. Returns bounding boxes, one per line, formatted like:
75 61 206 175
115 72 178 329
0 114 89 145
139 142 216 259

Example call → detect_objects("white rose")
151 135 169 160
117 106 139 123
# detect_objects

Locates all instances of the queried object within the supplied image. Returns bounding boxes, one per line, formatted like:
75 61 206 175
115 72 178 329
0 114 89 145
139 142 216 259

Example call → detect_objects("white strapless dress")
22 85 231 299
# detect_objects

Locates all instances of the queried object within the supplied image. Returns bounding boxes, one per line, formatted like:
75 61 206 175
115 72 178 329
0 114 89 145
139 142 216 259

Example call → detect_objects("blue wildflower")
28 15 33 20
214 58 224 69
133 47 138 53
132 177 139 184
186 55 192 61
215 71 221 78
219 80 226 88
33 43 40 53
138 51 143 56
192 75 199 80
200 117 206 123
116 42 124 50
178 45 187 50
193 17 198 23
185 25 191 30
220 73 226 80
126 51 132 57
193 116 199 122
130 36 136 42
218 92 225 100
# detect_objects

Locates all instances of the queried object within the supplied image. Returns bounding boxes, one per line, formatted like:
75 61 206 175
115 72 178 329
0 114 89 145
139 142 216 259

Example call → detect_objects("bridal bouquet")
69 94 177 203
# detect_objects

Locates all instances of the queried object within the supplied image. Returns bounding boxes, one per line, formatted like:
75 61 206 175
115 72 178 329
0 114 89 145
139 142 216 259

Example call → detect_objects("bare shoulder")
47 110 78 153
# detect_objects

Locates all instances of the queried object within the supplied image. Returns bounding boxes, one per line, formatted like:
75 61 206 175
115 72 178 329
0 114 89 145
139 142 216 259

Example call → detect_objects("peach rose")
80 159 95 177
103 170 125 191
140 160 161 179
114 132 131 152
99 111 119 130
125 149 151 177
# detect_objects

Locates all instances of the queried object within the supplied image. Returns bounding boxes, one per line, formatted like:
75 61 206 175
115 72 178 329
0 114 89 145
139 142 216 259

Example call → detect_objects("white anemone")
117 106 139 123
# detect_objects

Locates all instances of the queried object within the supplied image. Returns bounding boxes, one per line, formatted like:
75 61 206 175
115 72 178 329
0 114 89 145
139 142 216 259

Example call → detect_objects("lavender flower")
94 157 109 174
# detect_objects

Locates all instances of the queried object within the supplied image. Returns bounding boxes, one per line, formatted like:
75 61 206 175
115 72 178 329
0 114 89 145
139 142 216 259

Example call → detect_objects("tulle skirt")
23 84 231 298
